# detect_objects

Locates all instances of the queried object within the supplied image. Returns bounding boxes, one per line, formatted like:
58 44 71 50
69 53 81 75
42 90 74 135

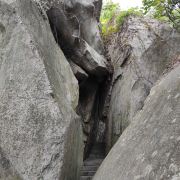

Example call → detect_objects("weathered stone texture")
94 64 180 180
69 61 89 83
36 0 108 77
0 0 82 179
107 16 180 149
34 0 110 153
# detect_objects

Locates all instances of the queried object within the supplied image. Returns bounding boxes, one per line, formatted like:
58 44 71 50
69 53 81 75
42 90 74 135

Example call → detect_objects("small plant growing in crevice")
100 2 120 37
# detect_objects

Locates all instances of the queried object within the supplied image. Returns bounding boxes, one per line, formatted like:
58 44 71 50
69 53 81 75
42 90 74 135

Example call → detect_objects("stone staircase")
80 144 105 180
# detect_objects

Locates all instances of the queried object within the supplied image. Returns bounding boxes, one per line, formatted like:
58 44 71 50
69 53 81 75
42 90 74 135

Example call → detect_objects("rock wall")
2 0 179 179
36 0 105 55
0 0 83 179
106 16 180 150
94 63 180 180
35 0 110 157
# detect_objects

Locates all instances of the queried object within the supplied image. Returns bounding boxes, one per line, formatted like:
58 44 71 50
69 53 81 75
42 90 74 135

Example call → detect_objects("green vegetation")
100 2 119 36
116 8 143 28
100 2 143 37
100 0 180 37
143 0 180 30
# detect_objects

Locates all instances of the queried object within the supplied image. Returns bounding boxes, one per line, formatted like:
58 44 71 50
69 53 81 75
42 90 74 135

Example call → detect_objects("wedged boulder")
47 0 104 54
72 39 108 76
69 61 88 83
36 0 108 77
0 0 82 179
94 64 180 180
107 16 180 149
37 0 109 157
66 0 104 54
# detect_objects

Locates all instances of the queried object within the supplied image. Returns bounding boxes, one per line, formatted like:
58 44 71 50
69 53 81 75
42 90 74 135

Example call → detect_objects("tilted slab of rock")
107 16 180 149
73 39 108 76
0 0 82 179
69 61 88 83
36 0 108 77
94 64 180 180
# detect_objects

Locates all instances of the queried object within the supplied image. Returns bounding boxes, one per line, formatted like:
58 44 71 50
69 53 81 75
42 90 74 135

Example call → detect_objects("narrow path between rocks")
45 2 112 179
80 143 105 180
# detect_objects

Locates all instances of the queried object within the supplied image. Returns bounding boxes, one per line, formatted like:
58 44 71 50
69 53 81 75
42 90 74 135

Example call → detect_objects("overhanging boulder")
36 0 108 77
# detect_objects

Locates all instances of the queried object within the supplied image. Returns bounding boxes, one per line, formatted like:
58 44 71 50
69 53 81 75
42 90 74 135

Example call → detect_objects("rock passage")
0 0 179 180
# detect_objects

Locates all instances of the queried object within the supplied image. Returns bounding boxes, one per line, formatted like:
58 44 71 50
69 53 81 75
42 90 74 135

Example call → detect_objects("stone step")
91 148 104 151
82 165 99 171
84 157 104 161
80 144 105 180
88 154 104 159
84 159 103 166
81 171 96 176
80 176 93 180
90 151 105 155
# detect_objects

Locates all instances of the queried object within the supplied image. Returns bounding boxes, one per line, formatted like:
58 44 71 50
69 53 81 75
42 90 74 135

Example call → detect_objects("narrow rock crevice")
78 73 112 180
51 30 112 179
44 1 113 179
79 74 112 158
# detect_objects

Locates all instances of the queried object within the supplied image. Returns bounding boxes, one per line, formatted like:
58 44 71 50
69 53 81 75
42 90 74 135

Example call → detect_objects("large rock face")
107 16 180 149
36 0 110 155
35 0 108 78
0 0 83 179
94 64 180 180
37 0 104 54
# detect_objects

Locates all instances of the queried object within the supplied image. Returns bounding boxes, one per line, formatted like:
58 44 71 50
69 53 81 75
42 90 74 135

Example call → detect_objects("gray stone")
36 0 108 77
41 0 104 54
0 0 83 179
69 0 104 54
73 39 108 76
107 16 180 149
78 79 99 156
69 61 88 82
36 0 108 160
94 64 180 180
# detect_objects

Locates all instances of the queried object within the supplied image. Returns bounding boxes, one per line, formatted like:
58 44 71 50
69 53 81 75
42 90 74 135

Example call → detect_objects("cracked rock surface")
0 0 83 179
35 0 109 153
94 61 180 180
37 0 108 78
106 16 180 149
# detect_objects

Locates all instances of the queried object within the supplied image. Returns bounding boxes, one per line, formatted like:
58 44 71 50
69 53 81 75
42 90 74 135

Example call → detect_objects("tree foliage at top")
143 0 180 30
100 0 180 38
100 2 143 37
